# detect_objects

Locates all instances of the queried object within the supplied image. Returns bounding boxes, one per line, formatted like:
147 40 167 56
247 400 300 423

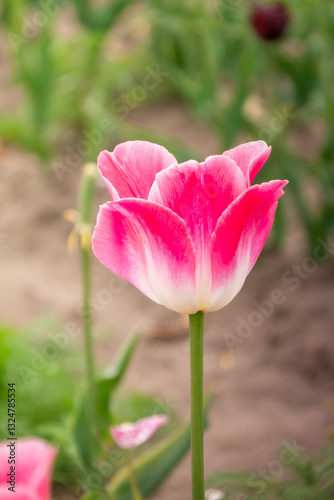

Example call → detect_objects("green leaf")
72 385 100 471
72 334 140 470
107 392 212 499
96 333 140 434
107 423 190 499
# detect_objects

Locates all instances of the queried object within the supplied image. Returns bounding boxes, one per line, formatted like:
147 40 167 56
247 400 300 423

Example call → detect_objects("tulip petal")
223 140 271 185
98 141 177 200
111 415 169 449
0 487 35 500
92 199 198 313
149 156 247 230
149 156 247 309
208 180 288 312
0 438 57 500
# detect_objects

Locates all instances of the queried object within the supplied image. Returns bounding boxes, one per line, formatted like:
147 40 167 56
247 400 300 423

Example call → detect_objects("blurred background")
0 1 334 499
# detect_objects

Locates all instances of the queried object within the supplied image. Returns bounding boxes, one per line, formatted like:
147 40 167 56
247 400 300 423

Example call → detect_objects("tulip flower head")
0 438 58 500
111 414 169 449
251 2 290 41
92 140 287 314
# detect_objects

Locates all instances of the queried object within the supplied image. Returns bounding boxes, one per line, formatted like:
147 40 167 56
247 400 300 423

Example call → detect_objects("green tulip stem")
81 242 96 429
189 311 205 500
125 450 143 500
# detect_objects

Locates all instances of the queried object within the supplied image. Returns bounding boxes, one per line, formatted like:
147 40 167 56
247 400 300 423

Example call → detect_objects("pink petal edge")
207 179 288 312
98 141 177 200
223 140 272 185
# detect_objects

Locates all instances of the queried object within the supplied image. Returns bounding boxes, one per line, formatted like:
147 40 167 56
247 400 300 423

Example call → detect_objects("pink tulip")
93 140 287 314
111 415 169 449
0 438 58 500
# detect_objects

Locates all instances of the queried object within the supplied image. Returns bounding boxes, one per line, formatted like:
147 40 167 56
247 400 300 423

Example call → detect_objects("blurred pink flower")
93 140 287 314
111 415 169 449
0 437 58 500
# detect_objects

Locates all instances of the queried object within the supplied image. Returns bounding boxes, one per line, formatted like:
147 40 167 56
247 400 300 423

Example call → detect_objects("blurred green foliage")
206 444 334 499
0 318 78 438
0 320 199 498
0 319 82 484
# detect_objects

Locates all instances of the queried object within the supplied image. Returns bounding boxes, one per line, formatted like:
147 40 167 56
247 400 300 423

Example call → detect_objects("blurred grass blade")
107 392 212 499
73 0 135 32
79 163 98 225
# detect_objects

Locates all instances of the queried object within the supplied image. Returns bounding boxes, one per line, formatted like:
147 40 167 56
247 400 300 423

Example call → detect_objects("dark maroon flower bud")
250 2 290 41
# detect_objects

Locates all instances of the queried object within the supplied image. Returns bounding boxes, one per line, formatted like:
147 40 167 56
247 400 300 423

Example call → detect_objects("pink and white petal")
111 415 169 449
149 156 246 309
132 415 169 447
150 156 247 229
207 180 288 312
98 141 177 200
111 423 139 449
223 140 271 185
92 199 198 313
